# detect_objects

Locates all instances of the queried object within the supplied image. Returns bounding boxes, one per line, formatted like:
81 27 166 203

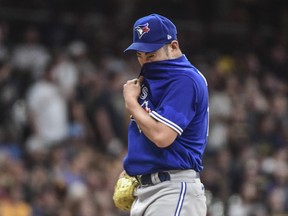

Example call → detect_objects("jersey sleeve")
149 76 197 135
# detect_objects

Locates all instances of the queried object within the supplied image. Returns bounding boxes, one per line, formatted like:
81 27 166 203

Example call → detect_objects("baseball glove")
113 173 140 211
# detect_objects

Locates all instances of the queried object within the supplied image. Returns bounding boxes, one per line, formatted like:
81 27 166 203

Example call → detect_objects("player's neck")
169 49 182 59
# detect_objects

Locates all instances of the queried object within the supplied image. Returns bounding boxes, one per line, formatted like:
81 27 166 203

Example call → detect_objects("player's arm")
123 77 177 148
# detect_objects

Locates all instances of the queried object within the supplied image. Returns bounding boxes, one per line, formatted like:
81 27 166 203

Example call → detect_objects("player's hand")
123 76 143 104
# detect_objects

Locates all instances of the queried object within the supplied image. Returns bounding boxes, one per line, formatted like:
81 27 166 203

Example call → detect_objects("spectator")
0 185 32 216
10 26 51 79
25 61 68 158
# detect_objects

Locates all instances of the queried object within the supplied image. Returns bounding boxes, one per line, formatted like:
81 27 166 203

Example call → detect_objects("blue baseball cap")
124 14 177 53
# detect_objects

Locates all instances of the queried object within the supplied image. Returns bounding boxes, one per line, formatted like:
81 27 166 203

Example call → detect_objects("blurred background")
0 0 287 215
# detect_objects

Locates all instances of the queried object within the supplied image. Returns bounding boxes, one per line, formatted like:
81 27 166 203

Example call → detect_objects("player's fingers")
125 78 138 85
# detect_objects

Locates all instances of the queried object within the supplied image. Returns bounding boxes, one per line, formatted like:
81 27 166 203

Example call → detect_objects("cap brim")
124 42 164 53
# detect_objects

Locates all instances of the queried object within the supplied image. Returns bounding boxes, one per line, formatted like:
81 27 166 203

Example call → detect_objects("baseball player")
114 13 209 216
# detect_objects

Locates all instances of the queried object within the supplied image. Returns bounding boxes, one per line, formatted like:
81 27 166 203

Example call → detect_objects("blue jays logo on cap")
135 23 150 39
124 13 177 53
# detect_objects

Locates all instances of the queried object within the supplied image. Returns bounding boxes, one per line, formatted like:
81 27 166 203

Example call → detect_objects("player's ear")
170 40 179 50
169 40 182 58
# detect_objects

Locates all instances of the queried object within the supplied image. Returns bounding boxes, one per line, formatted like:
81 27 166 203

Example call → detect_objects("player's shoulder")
174 66 208 89
176 64 200 79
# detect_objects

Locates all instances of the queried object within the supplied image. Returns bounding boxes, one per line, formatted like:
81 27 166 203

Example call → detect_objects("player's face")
136 45 171 66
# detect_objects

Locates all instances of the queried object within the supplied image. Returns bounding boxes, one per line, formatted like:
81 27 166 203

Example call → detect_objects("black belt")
136 170 200 186
136 171 171 186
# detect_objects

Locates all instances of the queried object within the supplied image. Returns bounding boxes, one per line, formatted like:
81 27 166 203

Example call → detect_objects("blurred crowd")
0 0 288 216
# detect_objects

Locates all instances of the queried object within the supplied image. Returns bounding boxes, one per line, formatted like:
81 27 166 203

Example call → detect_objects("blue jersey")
123 55 209 176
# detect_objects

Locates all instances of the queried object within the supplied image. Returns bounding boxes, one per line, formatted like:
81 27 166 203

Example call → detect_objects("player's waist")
136 169 200 187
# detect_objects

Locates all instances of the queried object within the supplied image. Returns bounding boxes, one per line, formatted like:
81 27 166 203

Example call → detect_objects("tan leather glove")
113 173 140 211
